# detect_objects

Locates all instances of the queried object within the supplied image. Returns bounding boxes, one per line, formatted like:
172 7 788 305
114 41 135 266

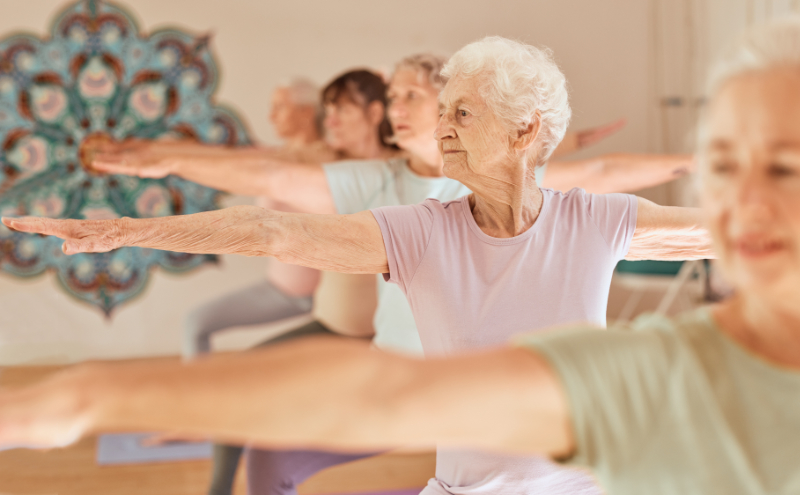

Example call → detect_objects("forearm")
628 201 715 260
173 152 298 197
4 206 387 271
91 339 405 450
86 340 568 454
70 206 277 257
172 152 336 213
545 154 694 194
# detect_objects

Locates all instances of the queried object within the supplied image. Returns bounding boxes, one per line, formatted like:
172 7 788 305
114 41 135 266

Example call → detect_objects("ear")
366 101 385 126
513 110 542 152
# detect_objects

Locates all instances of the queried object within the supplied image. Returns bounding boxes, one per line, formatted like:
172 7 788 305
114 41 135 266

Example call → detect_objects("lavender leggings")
205 319 380 495
245 448 379 495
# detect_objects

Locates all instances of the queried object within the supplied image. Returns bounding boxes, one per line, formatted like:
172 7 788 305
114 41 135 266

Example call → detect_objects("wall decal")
0 0 251 315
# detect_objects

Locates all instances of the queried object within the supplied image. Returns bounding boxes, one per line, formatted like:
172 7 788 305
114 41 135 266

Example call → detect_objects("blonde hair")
394 53 449 91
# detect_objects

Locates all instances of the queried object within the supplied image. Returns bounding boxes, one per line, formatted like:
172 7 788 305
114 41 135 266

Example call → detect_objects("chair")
613 260 708 323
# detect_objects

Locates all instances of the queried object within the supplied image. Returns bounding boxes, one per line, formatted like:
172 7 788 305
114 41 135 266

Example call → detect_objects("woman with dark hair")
322 69 398 152
118 68 398 495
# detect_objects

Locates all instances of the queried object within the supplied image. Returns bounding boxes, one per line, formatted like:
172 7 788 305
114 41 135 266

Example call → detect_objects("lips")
732 237 787 258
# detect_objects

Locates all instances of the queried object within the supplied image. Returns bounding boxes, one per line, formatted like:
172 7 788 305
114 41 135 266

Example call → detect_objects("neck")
285 127 320 149
467 163 543 238
716 292 800 368
406 140 445 177
343 134 389 160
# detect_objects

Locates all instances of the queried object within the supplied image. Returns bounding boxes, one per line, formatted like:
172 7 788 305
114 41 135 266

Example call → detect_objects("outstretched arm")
542 154 695 194
627 197 714 260
2 206 387 273
550 118 627 159
0 337 573 456
91 140 337 214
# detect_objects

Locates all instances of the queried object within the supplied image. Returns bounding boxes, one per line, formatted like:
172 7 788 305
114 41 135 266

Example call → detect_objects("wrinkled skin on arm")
628 197 715 260
1 207 388 273
0 337 574 457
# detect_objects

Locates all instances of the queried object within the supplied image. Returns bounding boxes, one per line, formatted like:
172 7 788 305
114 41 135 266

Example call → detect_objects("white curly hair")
441 36 571 168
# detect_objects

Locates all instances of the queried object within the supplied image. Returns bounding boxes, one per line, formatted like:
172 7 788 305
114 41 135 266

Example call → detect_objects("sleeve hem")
370 209 402 289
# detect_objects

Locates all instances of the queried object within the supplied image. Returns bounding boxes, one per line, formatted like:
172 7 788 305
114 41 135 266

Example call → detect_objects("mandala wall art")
0 0 251 315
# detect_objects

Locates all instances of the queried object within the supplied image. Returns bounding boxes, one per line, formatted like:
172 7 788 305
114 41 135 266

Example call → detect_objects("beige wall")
0 0 774 364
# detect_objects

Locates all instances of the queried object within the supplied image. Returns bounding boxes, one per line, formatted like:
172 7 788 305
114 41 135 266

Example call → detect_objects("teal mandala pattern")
0 0 251 315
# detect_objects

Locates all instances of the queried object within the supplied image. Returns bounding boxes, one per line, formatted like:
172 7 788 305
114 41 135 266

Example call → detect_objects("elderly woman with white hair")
3 36 714 494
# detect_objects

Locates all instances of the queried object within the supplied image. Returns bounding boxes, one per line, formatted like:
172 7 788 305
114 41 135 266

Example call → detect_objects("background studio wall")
0 0 795 364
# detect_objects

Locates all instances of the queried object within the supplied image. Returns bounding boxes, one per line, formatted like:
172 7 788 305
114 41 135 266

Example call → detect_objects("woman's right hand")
91 139 180 179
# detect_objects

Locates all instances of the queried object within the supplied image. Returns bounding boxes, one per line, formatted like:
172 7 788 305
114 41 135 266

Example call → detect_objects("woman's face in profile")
386 68 440 150
701 68 800 299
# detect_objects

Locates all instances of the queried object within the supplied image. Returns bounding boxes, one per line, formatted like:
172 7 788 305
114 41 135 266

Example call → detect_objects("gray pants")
183 279 314 359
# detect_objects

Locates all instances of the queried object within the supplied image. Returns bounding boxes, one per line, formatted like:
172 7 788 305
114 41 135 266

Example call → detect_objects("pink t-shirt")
371 187 637 495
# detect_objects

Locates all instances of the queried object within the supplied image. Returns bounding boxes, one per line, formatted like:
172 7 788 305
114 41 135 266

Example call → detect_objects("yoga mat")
96 433 212 465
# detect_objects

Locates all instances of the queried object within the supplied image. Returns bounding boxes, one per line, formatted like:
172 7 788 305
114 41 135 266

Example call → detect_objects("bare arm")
542 154 695 194
92 140 337 214
550 118 627 159
1 207 388 273
0 337 573 456
627 197 714 261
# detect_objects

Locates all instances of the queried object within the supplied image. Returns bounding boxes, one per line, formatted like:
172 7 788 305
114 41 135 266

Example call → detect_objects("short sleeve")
583 191 638 260
323 160 393 214
370 200 437 293
513 323 679 472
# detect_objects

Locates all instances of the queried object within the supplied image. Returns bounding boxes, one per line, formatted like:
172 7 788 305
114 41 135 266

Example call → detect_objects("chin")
441 160 462 180
325 137 344 149
732 258 797 294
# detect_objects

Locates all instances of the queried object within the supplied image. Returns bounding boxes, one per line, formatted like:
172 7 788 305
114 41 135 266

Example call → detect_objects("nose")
388 98 407 120
324 111 338 130
733 170 775 222
434 112 455 142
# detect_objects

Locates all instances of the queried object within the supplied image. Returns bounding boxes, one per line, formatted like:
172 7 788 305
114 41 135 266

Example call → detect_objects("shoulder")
544 187 636 210
515 309 713 375
423 196 469 219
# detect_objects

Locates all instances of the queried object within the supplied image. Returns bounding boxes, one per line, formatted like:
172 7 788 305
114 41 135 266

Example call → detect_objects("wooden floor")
0 363 434 495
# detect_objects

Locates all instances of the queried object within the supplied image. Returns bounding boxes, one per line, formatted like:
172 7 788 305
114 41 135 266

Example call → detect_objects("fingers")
1 217 118 254
91 158 136 175
1 216 65 237
91 155 169 179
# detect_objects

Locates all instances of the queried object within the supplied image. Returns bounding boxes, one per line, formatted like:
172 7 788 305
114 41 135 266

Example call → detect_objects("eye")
768 163 797 178
459 110 468 117
710 160 736 175
408 91 416 99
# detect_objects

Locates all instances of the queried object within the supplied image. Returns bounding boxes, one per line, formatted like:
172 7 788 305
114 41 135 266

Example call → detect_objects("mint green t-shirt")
516 308 800 495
